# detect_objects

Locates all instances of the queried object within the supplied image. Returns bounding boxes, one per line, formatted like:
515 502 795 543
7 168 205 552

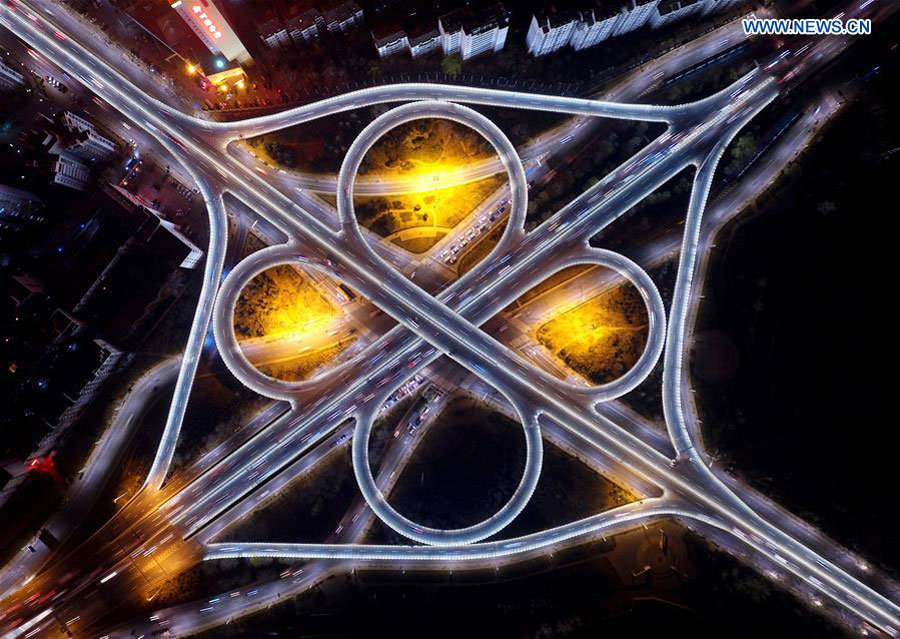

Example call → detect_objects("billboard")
170 0 251 64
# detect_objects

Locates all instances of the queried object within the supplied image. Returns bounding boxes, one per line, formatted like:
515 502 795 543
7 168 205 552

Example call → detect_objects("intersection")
1 0 898 637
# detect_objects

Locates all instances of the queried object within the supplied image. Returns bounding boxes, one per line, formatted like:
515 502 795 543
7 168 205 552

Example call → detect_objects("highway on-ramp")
1 0 898 637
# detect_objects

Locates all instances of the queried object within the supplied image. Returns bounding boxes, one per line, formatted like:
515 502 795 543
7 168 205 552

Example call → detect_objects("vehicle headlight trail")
1 0 899 635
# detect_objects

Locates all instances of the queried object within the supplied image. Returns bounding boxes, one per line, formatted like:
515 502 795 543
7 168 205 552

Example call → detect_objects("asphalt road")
1 0 898 637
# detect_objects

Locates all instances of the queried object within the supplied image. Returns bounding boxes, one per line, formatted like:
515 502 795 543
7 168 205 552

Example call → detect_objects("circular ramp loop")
351 390 543 546
335 100 528 264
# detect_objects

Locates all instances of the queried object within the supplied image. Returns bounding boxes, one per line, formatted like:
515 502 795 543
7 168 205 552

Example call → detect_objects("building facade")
569 6 624 50
437 10 464 56
0 184 46 237
701 0 743 16
372 24 409 58
408 24 441 58
526 11 578 57
257 16 290 48
324 1 364 33
286 8 324 44
651 0 704 27
0 59 26 92
614 0 660 35
526 5 627 57
107 185 204 269
61 112 118 163
169 0 252 64
459 5 509 60
48 152 91 191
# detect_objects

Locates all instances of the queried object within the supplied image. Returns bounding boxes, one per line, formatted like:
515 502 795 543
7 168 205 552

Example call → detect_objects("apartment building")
526 11 578 57
614 0 660 35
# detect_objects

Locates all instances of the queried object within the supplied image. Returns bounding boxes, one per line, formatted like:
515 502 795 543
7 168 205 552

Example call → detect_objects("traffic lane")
65 74 900 639
202 154 676 520
188 89 760 552
0 358 179 599
318 90 900 632
160 80 772 576
246 16 757 199
0 28 864 639
5 1 892 636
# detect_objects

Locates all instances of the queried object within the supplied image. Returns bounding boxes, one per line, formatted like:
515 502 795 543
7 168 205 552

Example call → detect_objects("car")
44 75 68 93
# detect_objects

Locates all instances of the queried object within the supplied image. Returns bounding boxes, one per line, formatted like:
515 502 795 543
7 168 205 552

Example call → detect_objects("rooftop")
372 22 407 47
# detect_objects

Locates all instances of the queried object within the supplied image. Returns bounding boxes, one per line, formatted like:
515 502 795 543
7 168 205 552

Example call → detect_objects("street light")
186 63 196 75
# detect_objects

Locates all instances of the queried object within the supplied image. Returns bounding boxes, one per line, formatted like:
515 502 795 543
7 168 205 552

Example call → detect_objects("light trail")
1 0 898 636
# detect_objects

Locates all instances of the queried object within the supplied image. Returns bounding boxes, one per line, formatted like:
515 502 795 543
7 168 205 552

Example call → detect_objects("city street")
1 0 898 637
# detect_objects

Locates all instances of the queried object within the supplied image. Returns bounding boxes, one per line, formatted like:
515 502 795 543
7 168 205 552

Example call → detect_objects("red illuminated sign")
171 0 252 63
191 4 223 40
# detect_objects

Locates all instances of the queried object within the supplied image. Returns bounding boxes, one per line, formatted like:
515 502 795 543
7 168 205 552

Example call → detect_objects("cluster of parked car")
379 374 425 414
203 86 301 111
438 201 509 266
407 385 444 434
44 74 68 93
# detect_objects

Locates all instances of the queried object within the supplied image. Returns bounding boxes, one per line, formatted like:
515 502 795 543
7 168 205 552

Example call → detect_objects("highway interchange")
1 0 899 637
